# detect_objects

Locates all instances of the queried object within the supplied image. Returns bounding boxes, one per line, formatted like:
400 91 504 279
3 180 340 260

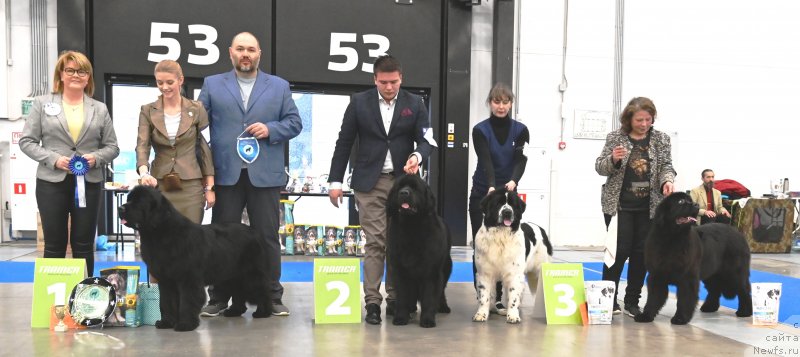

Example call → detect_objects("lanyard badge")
236 130 260 164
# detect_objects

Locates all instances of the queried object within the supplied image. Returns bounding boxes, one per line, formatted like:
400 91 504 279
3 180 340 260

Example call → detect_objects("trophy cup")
53 305 68 332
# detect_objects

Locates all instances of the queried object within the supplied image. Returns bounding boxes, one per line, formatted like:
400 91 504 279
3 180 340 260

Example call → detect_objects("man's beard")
704 182 714 190
237 63 256 73
236 59 258 73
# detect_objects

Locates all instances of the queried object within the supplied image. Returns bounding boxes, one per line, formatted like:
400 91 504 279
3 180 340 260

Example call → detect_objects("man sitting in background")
689 169 731 225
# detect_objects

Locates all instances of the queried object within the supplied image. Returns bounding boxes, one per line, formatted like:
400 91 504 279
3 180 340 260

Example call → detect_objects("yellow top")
62 101 84 143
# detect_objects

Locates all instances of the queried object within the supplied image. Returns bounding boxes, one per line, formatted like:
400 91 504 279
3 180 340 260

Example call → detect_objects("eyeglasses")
63 67 89 77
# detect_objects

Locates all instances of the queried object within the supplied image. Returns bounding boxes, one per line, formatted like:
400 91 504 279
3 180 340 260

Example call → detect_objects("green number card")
532 262 586 324
31 258 86 328
313 258 361 324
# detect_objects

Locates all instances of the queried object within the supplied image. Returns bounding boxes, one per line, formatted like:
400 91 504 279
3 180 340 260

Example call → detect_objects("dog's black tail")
537 224 554 256
521 223 554 256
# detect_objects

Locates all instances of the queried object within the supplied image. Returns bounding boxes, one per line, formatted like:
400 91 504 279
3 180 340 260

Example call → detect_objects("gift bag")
136 282 161 326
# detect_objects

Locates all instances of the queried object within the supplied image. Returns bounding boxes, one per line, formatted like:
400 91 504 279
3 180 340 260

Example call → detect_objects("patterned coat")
595 128 676 218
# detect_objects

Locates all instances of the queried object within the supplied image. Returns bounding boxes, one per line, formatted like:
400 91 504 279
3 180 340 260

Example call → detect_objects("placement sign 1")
31 258 86 328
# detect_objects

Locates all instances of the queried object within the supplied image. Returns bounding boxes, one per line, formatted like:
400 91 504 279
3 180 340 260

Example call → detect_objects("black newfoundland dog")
386 174 452 328
634 192 752 325
118 186 272 331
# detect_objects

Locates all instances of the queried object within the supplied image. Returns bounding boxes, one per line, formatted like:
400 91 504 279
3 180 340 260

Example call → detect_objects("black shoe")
624 304 642 317
613 304 622 315
365 303 381 325
386 301 395 316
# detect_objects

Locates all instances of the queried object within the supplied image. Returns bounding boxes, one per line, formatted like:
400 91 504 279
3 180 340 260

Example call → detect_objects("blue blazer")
198 70 302 187
328 88 433 192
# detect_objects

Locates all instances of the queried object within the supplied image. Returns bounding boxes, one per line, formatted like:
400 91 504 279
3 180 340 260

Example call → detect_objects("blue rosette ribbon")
69 156 90 208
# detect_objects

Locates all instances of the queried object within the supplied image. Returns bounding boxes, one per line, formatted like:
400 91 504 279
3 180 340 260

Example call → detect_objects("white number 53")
328 32 390 73
147 22 219 65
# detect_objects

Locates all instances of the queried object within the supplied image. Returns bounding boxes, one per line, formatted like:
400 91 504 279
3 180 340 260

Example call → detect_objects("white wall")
0 0 58 241
512 0 800 247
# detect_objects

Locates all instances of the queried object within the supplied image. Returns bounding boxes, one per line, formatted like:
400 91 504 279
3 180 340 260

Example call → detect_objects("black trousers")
36 177 101 276
208 170 283 305
602 210 649 307
468 185 503 303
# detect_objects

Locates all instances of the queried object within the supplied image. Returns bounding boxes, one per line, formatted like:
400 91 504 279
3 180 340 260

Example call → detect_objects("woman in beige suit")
19 51 120 276
136 60 215 223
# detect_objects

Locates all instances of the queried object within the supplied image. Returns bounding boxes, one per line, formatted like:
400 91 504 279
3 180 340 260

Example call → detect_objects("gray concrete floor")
0 241 798 356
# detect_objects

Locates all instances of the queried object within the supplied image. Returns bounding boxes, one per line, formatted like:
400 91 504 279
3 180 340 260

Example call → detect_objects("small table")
102 187 133 253
281 191 358 225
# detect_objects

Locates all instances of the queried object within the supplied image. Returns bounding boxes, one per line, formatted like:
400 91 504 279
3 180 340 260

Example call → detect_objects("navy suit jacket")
198 70 302 187
329 88 433 192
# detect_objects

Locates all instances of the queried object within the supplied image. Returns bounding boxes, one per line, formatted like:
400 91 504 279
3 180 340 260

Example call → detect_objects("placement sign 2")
313 258 361 324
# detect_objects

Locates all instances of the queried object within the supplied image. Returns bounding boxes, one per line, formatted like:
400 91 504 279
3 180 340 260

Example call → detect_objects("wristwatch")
204 185 215 192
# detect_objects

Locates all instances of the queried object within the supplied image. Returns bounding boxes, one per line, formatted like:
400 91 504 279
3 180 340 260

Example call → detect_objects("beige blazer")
689 184 729 224
19 93 119 183
136 96 214 180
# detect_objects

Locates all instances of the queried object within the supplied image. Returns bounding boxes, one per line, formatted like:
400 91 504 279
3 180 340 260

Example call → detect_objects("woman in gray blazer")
19 51 119 276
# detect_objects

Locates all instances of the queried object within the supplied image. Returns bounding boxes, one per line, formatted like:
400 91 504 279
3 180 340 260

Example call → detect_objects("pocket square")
401 108 413 117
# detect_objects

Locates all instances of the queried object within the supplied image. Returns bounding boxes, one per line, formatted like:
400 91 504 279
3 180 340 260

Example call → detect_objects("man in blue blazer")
328 55 436 325
198 32 302 317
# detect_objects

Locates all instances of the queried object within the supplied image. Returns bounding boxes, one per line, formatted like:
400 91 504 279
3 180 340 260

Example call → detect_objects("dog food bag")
583 281 615 325
99 266 141 327
316 226 326 256
355 226 366 257
335 227 345 256
291 225 306 256
304 225 319 256
279 200 296 255
343 226 359 256
752 282 782 326
323 226 340 256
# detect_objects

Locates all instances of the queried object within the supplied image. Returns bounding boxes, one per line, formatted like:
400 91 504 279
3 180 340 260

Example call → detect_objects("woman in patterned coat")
595 97 676 317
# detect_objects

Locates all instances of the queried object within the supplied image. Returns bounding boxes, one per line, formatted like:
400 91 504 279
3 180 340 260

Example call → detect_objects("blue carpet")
3 260 796 323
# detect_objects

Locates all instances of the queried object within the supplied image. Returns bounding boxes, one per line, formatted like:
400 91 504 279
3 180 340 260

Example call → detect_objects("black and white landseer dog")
473 188 553 323
634 192 752 325
386 174 452 328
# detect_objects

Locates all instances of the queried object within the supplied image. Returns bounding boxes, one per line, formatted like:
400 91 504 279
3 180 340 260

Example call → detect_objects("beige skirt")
157 178 205 223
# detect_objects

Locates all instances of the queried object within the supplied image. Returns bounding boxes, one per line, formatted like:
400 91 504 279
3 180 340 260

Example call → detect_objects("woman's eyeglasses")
63 67 89 77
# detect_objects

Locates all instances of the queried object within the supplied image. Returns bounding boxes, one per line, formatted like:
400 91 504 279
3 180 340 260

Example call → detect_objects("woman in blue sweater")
469 83 529 315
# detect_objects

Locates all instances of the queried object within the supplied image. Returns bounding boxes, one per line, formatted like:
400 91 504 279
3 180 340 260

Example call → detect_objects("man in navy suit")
328 55 436 325
198 32 302 317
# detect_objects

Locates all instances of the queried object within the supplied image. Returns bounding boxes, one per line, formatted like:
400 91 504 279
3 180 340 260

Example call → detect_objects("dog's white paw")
506 312 521 324
473 312 488 322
